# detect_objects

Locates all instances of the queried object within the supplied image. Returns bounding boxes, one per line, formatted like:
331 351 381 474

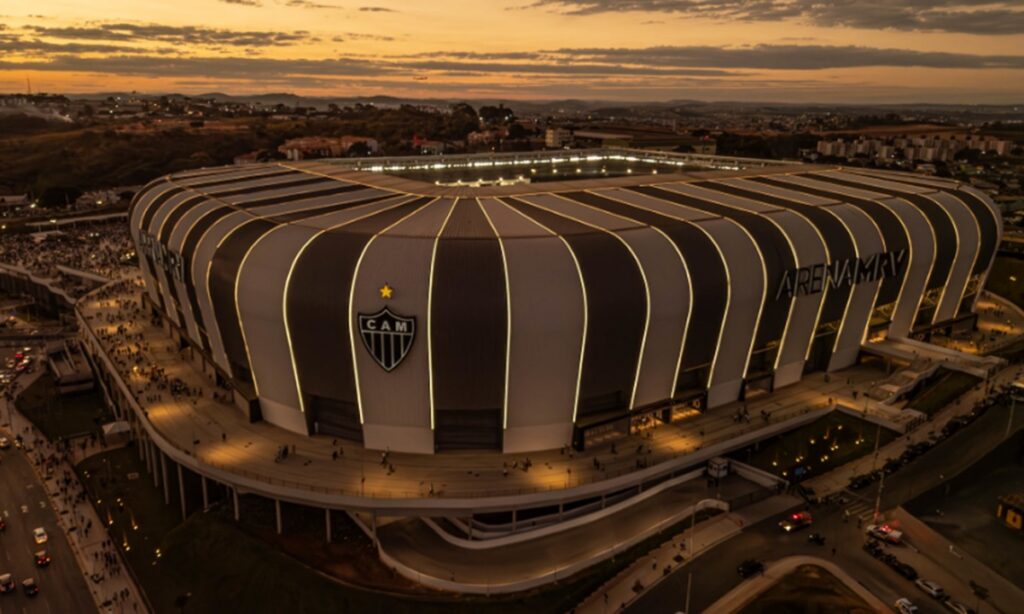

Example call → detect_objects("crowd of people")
0 220 135 295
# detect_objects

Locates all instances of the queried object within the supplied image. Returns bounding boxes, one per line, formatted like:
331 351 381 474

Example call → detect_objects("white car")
32 527 47 545
943 599 975 614
915 578 946 599
866 523 903 544
895 598 919 614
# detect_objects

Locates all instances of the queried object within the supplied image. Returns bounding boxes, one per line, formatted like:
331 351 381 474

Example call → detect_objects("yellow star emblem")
379 283 394 299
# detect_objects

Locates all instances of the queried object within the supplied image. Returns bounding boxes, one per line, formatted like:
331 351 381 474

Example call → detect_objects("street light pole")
684 572 692 614
1008 395 1021 440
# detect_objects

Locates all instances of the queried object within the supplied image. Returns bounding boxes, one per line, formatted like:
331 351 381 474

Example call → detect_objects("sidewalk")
574 494 801 614
4 390 149 613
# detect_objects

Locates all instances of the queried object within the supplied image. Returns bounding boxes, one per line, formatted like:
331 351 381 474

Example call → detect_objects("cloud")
219 0 262 6
525 1 1024 35
285 0 344 9
358 6 395 12
545 44 1024 70
333 33 396 42
27 23 311 47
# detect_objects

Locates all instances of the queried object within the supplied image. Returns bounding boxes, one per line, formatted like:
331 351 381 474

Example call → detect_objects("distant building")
0 194 30 208
278 136 380 161
545 127 573 148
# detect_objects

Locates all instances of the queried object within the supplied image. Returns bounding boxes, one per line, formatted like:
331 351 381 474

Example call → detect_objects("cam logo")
358 307 416 372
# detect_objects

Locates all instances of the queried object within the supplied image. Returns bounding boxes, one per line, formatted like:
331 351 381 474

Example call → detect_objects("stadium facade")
129 151 1001 455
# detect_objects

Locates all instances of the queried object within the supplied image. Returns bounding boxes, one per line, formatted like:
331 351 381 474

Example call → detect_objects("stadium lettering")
775 249 907 300
138 231 185 283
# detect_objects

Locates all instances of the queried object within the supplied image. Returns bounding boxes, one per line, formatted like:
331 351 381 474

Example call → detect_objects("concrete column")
201 476 209 510
136 423 145 461
232 488 240 521
143 435 153 475
275 499 283 535
160 451 170 505
177 463 187 521
325 509 332 543
152 442 160 489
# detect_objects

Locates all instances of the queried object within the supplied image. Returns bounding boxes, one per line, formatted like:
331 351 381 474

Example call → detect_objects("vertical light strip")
280 195 419 415
925 193 961 324
671 183 798 372
654 185 766 380
721 177 832 363
595 188 730 391
870 198 916 338
931 192 978 320
477 199 513 430
498 199 588 423
426 199 458 431
855 210 887 344
579 189 692 402
527 194 651 411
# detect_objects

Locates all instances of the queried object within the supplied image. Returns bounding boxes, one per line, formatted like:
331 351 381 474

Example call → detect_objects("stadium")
127 149 1000 456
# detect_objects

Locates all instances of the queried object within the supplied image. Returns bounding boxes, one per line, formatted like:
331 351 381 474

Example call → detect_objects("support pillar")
160 451 170 505
152 441 159 488
201 476 209 510
232 488 240 521
275 499 283 535
136 423 145 461
143 436 153 475
325 509 332 543
177 463 187 521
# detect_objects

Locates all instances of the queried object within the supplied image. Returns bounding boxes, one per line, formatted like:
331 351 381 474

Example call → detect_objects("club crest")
358 307 416 371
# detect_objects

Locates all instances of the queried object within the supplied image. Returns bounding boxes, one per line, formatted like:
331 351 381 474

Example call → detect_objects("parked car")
737 559 764 578
915 579 946 599
863 539 883 557
895 562 919 581
895 597 919 614
779 511 813 532
849 474 873 490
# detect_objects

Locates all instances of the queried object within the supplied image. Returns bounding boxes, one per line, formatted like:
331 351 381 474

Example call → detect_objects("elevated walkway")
862 336 1003 379
367 475 769 594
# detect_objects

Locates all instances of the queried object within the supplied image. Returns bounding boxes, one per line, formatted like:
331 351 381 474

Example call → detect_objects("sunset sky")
2 0 1023 103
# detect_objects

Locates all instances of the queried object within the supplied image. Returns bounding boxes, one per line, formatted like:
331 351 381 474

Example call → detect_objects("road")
0 443 96 614
628 396 1024 614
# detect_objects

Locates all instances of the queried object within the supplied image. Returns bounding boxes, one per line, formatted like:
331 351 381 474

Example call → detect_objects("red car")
779 511 814 532
34 551 50 567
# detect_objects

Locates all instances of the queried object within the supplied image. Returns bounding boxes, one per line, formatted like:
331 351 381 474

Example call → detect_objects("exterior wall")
129 162 1001 454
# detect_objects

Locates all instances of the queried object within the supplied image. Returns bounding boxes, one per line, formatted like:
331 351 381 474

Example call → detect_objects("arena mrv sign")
775 249 907 300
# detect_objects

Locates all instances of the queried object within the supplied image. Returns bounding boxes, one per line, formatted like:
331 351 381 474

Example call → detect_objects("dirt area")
737 564 875 614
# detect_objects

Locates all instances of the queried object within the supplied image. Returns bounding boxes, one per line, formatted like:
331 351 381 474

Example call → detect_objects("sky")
1 0 1023 103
